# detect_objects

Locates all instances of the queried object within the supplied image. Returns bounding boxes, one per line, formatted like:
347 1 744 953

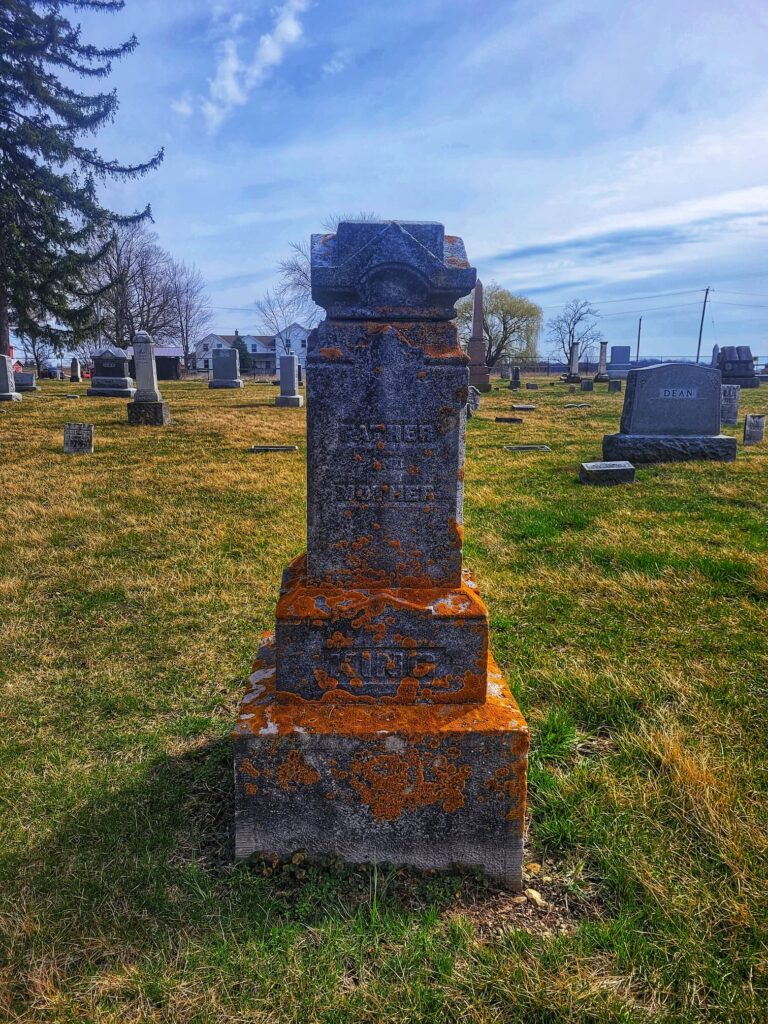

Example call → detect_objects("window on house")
203 344 209 352
203 359 209 369
301 339 306 347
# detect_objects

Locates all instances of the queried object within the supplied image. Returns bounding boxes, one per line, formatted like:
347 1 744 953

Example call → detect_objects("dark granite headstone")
63 422 93 454
581 379 593 392
70 357 82 383
13 371 38 392
718 345 759 389
233 221 528 888
602 362 736 462
509 366 521 391
87 347 136 398
607 380 622 393
607 344 632 380
743 414 765 445
209 347 243 389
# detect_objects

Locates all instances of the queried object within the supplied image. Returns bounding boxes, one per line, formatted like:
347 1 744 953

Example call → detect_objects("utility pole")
696 287 710 364
635 317 642 364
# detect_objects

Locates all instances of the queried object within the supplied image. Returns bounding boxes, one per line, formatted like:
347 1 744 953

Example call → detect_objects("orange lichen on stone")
483 758 528 820
347 747 471 820
319 347 343 360
276 750 320 791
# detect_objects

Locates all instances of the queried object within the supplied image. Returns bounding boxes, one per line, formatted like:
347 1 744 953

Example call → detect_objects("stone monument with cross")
233 221 529 887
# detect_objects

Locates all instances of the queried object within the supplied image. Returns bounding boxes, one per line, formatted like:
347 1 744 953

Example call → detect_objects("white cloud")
171 95 194 117
202 0 310 132
322 50 348 76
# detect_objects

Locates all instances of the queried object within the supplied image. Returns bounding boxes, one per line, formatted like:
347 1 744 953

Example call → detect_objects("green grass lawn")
1 377 766 1023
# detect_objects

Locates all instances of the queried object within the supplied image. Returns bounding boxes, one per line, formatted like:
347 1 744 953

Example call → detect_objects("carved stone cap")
311 221 476 321
132 330 154 345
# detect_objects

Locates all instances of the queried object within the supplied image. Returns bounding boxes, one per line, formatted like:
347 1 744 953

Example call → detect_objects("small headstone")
602 362 736 463
14 371 39 392
504 444 552 452
466 384 481 418
495 416 523 423
249 444 299 452
500 362 511 380
209 347 244 389
564 403 592 409
569 385 576 394
297 363 303 385
509 366 521 391
275 353 304 407
70 357 82 383
512 403 535 411
128 330 171 425
63 422 93 454
0 355 22 402
720 384 740 426
579 460 635 485
87 347 136 398
743 414 765 445
580 380 593 392
66 394 80 399
525 382 538 390
607 380 622 393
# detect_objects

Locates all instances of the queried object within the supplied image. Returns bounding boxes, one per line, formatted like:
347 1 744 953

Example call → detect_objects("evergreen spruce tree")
0 0 163 354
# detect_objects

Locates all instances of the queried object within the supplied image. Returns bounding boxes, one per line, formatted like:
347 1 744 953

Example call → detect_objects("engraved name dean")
658 387 699 399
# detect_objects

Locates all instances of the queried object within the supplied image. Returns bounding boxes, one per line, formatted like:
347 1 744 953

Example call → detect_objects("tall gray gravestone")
509 366 521 390
467 279 490 392
233 221 529 887
128 331 171 425
594 340 609 382
720 384 740 426
603 363 736 463
0 355 21 401
565 342 581 383
70 357 82 383
87 347 136 398
275 353 304 407
209 347 243 389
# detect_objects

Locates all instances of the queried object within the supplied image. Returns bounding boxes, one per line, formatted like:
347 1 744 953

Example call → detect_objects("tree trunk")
0 297 10 356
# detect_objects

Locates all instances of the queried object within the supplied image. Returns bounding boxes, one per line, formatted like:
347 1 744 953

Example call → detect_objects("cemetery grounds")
1 377 766 1023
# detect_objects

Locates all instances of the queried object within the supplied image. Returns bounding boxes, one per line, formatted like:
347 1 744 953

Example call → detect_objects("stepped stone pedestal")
127 331 171 425
233 221 528 887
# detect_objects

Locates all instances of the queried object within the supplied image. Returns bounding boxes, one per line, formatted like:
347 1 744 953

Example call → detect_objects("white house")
194 325 311 373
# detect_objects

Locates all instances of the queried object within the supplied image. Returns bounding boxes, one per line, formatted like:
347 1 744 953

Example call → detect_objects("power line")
598 301 704 318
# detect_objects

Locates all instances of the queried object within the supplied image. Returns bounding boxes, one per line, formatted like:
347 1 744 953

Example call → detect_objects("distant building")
193 324 311 374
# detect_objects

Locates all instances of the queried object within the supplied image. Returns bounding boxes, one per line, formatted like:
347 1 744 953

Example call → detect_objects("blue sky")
80 0 768 358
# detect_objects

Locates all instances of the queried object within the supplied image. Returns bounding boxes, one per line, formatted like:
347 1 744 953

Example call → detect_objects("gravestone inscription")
63 422 93 454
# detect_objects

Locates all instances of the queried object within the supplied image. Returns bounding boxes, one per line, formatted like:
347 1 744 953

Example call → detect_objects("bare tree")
21 331 54 375
456 282 541 366
167 260 213 370
546 299 602 366
255 288 311 354
85 223 176 346
277 211 380 323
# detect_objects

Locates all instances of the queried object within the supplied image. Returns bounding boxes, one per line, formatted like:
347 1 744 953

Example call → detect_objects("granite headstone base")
233 636 528 889
275 394 304 407
87 376 136 398
0 391 21 402
607 380 622 393
127 400 171 426
209 379 244 389
602 433 736 463
723 376 759 390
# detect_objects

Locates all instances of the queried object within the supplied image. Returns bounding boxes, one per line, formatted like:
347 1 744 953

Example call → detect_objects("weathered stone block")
579 460 635 484
743 414 765 445
720 384 740 425
275 555 488 703
234 637 528 888
607 380 622 393
580 380 593 392
275 395 304 407
602 433 736 463
127 400 171 426
63 422 93 454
